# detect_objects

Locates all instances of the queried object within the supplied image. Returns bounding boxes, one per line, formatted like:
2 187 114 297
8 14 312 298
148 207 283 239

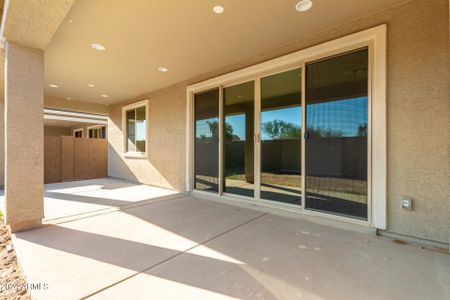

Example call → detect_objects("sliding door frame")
186 25 386 229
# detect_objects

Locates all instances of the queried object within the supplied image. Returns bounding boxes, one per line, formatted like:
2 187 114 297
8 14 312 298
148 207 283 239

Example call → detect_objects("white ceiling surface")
45 0 407 104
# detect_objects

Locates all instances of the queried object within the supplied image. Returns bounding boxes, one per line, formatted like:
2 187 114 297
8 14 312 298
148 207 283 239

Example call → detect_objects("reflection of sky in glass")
226 114 246 140
136 120 146 140
196 97 367 139
307 97 368 137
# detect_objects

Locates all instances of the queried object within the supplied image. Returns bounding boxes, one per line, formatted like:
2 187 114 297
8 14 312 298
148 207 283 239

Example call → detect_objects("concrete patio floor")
1 178 178 222
5 179 450 299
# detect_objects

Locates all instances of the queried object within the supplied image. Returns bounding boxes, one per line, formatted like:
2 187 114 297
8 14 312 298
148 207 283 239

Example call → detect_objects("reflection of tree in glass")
196 120 237 142
308 126 343 138
262 120 301 140
262 119 353 139
357 124 368 137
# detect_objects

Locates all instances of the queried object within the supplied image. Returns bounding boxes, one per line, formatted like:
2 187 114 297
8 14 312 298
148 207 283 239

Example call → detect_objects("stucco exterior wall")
44 126 72 137
0 100 4 188
108 0 449 244
108 83 187 191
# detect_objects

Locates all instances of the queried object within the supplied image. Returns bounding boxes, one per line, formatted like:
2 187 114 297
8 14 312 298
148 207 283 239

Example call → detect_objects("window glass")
135 106 146 152
74 130 82 138
126 106 146 153
127 109 137 152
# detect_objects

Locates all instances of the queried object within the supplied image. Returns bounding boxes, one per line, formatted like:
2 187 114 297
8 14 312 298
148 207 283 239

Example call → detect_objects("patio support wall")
4 41 44 231
0 100 4 188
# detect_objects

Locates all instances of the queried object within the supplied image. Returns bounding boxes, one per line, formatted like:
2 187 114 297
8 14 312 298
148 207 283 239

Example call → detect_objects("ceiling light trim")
91 43 106 51
213 5 224 14
295 0 313 12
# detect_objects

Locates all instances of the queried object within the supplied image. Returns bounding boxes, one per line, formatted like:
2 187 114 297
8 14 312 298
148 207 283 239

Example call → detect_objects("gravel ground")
0 223 31 300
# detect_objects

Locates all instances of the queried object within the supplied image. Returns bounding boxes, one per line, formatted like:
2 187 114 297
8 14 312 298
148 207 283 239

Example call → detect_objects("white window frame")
122 99 149 158
87 125 107 139
73 128 83 138
186 25 387 229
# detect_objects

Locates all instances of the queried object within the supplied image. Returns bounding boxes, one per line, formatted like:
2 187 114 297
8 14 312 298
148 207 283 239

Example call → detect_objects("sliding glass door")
192 47 369 221
223 81 255 197
260 68 302 205
194 89 220 193
305 49 369 219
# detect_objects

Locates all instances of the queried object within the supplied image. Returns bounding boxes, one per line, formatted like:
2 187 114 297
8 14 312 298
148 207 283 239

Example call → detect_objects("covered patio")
10 179 450 299
0 0 448 299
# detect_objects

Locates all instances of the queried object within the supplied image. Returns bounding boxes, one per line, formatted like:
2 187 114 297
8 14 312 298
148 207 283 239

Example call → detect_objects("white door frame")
186 25 387 229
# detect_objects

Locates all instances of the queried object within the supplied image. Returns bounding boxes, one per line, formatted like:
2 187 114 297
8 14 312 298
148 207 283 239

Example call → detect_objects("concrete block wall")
61 136 74 182
44 136 62 183
44 136 107 183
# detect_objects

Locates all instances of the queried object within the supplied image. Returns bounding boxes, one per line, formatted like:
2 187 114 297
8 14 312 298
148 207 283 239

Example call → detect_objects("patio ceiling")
44 0 408 104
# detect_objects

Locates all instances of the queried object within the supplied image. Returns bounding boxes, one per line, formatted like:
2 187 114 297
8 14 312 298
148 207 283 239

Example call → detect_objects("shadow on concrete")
16 195 281 299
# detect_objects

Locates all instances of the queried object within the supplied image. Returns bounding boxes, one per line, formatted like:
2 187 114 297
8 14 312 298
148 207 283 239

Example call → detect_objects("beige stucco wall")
0 100 4 188
108 0 449 244
108 83 187 191
44 126 72 137
4 41 45 231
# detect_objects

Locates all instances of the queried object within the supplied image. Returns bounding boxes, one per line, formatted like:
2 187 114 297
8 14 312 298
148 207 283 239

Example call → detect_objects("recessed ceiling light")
65 97 72 100
49 84 59 88
68 19 73 23
91 43 106 51
101 94 109 98
88 83 95 88
295 0 313 12
213 5 224 14
158 67 169 73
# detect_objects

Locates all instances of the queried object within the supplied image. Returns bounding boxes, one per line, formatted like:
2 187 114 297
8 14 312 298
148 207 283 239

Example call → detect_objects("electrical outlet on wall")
401 196 413 210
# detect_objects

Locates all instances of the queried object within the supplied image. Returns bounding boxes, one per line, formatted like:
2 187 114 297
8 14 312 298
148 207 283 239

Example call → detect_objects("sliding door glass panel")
194 89 220 193
305 48 368 219
224 81 255 197
260 68 302 205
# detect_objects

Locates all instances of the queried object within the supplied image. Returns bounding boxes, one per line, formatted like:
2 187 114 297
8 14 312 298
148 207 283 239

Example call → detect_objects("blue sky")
196 97 368 140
